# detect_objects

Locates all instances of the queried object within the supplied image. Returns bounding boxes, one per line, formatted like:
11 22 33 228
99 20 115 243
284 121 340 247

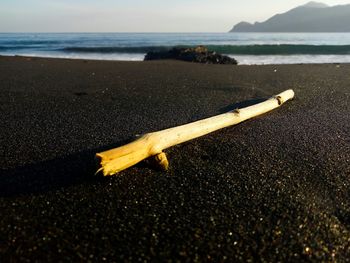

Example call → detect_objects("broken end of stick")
95 153 111 176
95 147 151 176
95 134 162 176
95 153 114 176
95 151 169 176
95 153 139 176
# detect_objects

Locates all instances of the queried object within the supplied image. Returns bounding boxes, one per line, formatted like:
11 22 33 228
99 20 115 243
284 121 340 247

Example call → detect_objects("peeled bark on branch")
96 89 295 176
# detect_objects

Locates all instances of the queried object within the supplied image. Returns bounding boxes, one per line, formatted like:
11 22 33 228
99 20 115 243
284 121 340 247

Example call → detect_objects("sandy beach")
1 55 350 261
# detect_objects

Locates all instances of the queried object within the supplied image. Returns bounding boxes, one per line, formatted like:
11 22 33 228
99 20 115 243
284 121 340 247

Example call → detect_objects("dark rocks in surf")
144 46 238 65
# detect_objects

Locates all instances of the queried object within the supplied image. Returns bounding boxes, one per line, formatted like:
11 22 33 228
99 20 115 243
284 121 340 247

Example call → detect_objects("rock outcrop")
144 46 237 65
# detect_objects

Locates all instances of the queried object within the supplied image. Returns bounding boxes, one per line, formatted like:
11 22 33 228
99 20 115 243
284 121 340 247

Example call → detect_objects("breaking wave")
59 44 350 55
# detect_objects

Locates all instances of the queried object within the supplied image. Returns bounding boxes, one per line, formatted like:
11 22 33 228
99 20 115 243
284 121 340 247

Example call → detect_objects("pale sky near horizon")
1 0 350 32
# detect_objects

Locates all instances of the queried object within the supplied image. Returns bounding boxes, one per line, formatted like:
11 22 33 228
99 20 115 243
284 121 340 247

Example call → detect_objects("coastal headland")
1 56 350 261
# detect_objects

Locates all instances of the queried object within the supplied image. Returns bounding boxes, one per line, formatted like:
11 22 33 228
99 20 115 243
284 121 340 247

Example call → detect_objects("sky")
1 0 350 32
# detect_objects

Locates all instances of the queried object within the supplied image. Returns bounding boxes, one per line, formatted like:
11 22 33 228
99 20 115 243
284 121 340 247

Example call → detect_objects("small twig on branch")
96 89 295 176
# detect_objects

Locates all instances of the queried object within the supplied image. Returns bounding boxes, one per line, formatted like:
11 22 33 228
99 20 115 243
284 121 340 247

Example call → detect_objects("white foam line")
1 52 145 61
231 55 350 65
3 52 350 65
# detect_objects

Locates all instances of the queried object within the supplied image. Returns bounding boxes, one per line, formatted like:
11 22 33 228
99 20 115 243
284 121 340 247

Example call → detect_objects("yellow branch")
96 89 295 176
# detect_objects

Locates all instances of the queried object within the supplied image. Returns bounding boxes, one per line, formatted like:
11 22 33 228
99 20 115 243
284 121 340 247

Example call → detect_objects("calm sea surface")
1 32 350 64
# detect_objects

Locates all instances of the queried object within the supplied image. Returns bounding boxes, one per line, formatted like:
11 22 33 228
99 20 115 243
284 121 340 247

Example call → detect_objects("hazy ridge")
230 2 350 32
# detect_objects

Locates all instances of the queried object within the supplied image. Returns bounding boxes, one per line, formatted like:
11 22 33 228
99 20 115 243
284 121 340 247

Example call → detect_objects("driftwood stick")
96 89 295 176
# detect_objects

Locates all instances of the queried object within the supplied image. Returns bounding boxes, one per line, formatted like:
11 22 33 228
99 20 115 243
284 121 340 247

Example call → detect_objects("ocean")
1 32 350 65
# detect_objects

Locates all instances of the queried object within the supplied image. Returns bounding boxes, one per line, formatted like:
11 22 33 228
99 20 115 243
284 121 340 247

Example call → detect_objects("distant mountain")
230 1 350 32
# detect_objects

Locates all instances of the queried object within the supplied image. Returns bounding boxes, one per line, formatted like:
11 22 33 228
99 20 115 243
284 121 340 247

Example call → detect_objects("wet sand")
1 56 350 261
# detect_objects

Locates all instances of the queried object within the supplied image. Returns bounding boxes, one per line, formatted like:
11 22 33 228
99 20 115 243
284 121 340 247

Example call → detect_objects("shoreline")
1 56 350 261
2 54 350 65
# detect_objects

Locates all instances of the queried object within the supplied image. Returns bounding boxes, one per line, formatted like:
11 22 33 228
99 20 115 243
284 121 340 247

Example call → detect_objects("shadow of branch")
0 139 134 198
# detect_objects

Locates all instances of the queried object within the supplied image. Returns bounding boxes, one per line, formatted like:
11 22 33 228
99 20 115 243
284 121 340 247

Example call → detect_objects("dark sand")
1 56 350 261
